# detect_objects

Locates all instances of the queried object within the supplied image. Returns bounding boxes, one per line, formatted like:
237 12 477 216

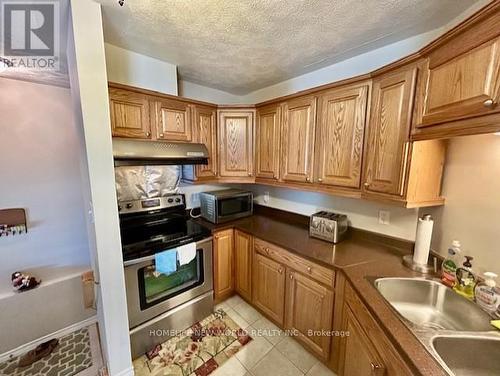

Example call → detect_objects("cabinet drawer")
254 238 335 287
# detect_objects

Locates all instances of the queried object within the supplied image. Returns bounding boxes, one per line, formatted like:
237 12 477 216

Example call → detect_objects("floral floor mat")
133 309 252 376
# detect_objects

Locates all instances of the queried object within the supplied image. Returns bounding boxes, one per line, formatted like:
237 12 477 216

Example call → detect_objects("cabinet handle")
289 273 294 280
307 266 312 273
370 363 385 376
278 267 283 274
159 133 164 138
318 178 323 183
248 172 252 177
484 99 495 108
264 247 270 254
306 177 311 182
364 182 370 188
145 132 151 137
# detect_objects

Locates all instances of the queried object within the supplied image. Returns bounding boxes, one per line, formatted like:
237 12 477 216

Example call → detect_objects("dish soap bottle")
454 256 476 299
475 272 499 315
441 240 461 287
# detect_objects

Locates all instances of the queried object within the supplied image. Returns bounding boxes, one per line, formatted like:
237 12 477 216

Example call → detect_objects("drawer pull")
306 177 311 182
364 182 370 188
278 267 283 274
159 133 164 138
248 172 252 176
289 273 294 280
307 266 312 273
145 131 151 137
484 99 495 108
370 363 385 376
318 178 323 182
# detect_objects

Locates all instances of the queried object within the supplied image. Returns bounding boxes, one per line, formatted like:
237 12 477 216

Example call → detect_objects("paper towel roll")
413 214 434 265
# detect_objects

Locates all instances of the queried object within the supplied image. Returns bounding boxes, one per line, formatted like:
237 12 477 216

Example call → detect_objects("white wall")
0 78 90 294
428 134 500 277
68 1 132 375
179 80 244 104
244 185 419 241
105 43 178 95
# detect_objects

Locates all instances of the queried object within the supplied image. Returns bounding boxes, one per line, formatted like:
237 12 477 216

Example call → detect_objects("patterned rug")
133 309 253 376
0 328 93 376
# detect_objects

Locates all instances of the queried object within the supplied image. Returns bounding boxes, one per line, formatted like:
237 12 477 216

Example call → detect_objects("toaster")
309 211 348 243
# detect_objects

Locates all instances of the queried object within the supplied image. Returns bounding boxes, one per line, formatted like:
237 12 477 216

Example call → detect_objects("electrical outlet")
378 210 390 225
263 191 270 204
191 193 200 206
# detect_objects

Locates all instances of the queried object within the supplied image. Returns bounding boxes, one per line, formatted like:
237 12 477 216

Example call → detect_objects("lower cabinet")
213 229 234 301
252 252 286 325
234 230 253 301
285 269 334 360
339 305 385 376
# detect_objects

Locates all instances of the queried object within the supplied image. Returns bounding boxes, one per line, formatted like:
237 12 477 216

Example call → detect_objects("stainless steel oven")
119 195 214 358
200 189 253 223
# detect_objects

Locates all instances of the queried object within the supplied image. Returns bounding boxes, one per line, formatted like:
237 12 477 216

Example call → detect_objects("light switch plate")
378 210 390 225
263 191 270 204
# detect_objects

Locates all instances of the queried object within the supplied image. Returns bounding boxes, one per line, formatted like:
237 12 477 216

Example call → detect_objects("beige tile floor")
213 295 337 376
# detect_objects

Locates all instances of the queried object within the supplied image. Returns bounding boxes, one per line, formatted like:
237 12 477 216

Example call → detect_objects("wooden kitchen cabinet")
214 229 234 302
339 305 385 376
252 252 286 326
281 96 317 183
234 230 253 301
218 109 255 179
419 37 500 128
109 87 152 139
191 105 218 180
285 270 334 360
315 83 369 189
363 67 417 197
255 104 281 180
153 98 192 142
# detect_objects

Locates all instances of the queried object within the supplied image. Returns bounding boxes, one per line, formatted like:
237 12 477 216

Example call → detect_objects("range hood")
113 139 209 166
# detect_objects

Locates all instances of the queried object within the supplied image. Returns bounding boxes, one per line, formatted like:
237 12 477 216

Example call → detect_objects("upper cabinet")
420 38 500 127
218 109 255 179
363 67 417 197
255 104 281 180
192 105 218 179
109 87 152 139
315 83 369 189
153 98 192 142
281 96 317 183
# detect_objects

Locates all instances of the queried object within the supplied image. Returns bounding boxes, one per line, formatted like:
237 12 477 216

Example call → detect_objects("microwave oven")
199 189 253 223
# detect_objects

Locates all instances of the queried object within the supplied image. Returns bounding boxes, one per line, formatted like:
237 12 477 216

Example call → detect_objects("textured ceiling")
97 0 481 95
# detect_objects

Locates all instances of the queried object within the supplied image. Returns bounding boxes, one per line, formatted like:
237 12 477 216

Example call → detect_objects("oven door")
124 237 213 328
216 194 253 222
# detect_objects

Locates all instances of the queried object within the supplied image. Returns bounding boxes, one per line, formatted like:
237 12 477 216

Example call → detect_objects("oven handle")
123 236 213 267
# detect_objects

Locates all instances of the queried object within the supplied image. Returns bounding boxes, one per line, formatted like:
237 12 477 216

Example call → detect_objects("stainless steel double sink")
372 277 500 376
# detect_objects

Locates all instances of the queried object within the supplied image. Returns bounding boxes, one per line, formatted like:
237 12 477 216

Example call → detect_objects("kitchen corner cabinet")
363 67 446 207
152 98 192 142
285 269 334 360
217 109 255 180
255 104 281 180
109 87 152 139
281 96 317 183
252 252 286 326
214 229 234 302
315 83 369 188
234 230 252 301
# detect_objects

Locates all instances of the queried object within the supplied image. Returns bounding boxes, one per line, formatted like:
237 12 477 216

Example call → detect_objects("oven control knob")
175 198 181 203
126 203 133 209
118 205 122 211
167 198 174 203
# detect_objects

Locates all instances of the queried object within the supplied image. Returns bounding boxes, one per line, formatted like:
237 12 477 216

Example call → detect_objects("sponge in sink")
491 320 500 330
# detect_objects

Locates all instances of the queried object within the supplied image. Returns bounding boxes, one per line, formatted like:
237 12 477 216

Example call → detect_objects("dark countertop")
195 206 446 375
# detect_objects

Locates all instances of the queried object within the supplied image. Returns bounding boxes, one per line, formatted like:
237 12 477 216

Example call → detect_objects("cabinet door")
214 229 234 301
194 105 217 179
340 305 386 376
218 110 254 178
252 252 286 326
256 104 281 180
234 230 253 301
316 84 368 188
281 96 316 183
420 37 500 126
363 68 417 196
153 98 192 141
109 87 151 139
285 270 334 360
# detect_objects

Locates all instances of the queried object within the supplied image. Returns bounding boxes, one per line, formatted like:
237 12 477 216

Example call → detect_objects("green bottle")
454 256 476 300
